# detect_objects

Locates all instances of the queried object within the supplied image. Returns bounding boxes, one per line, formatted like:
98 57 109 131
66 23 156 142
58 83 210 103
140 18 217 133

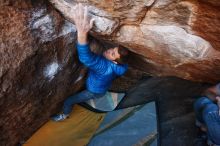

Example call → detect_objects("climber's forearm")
77 32 88 45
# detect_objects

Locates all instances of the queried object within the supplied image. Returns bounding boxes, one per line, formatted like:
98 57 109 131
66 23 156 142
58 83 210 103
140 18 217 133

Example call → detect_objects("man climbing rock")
52 3 129 121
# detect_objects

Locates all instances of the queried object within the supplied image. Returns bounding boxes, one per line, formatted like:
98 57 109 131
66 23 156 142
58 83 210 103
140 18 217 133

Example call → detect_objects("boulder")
0 1 84 145
50 0 220 82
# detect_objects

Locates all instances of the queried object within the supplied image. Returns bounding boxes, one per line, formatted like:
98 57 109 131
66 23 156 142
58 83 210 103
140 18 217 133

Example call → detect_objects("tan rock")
50 0 220 82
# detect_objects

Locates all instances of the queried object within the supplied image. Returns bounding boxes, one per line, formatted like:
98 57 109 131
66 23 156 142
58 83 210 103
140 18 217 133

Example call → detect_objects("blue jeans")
194 97 220 145
63 90 105 115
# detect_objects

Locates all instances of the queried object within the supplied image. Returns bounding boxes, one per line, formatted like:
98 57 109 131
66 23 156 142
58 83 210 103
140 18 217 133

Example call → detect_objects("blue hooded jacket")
77 43 128 94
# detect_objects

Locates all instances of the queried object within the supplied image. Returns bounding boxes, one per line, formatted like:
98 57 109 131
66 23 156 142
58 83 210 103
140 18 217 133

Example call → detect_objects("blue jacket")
77 43 128 94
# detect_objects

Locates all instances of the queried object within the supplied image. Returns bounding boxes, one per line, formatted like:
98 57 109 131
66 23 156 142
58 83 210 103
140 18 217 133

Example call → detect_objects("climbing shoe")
51 114 68 122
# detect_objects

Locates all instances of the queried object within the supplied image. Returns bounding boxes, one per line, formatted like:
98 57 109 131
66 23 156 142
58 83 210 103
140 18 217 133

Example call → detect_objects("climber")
52 3 129 121
194 83 220 146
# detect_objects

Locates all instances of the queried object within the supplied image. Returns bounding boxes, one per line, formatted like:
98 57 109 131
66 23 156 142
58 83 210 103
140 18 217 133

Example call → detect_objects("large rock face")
50 0 220 82
1 0 220 145
0 1 85 145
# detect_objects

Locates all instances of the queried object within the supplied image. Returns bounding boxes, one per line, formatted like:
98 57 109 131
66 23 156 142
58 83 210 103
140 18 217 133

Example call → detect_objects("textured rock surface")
0 1 84 146
50 0 220 83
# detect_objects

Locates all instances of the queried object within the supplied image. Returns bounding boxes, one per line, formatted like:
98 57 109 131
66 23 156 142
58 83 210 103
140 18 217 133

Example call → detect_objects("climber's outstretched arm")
72 3 94 45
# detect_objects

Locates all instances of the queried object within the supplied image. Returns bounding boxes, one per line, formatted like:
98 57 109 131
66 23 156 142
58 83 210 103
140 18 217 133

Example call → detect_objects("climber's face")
204 83 220 101
103 47 120 61
207 84 220 96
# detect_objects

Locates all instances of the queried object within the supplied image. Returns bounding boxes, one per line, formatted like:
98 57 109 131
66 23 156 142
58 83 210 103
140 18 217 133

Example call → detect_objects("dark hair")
203 83 220 101
103 42 129 64
115 45 129 64
216 83 220 95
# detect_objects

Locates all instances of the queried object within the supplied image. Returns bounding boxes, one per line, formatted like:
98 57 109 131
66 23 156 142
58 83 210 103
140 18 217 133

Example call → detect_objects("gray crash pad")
88 101 158 146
